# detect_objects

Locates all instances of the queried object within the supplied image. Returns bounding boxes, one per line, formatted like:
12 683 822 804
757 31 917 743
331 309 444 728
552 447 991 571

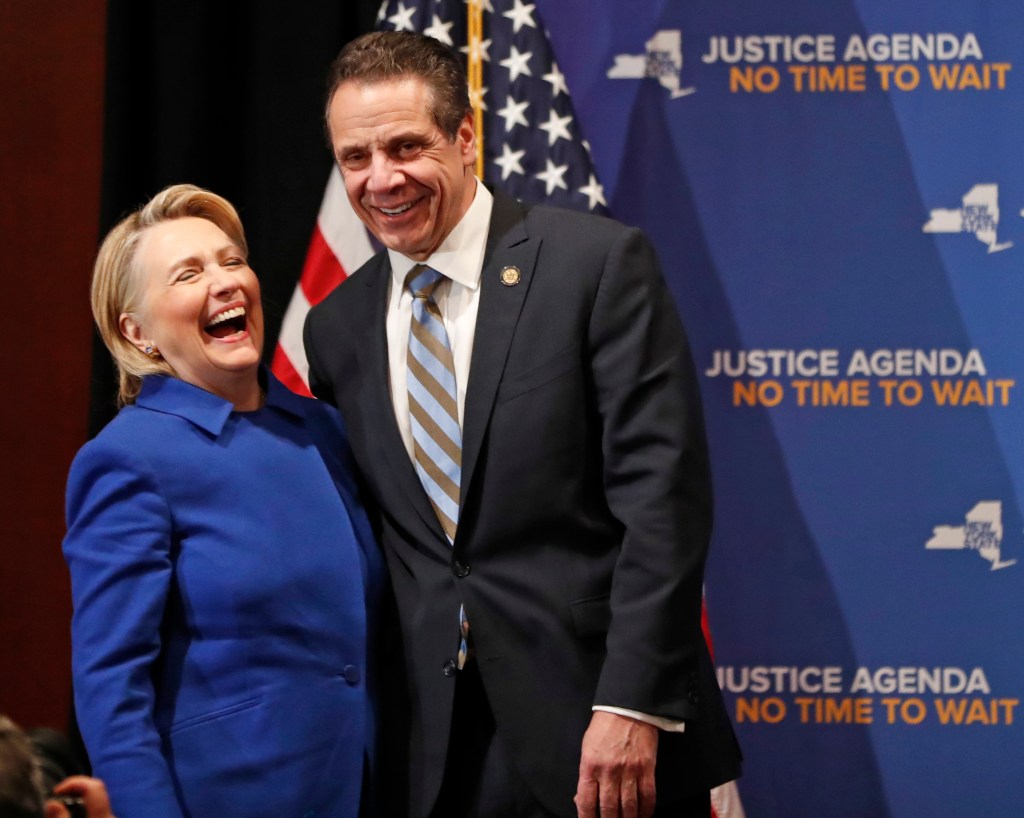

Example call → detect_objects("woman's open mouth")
204 306 248 339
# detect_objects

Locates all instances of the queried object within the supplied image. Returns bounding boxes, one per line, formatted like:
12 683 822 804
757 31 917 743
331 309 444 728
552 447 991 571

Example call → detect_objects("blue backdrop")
374 0 1022 813
534 2 1022 815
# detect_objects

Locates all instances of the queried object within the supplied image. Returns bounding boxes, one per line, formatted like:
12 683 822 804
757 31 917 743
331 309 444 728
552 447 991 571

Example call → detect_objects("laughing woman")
63 185 383 818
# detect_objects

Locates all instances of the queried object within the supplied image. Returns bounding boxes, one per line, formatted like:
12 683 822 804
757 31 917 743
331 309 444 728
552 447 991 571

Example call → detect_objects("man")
304 30 741 818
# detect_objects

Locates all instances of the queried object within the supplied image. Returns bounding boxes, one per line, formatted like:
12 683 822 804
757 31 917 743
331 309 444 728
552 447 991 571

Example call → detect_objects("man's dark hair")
0 716 45 818
325 30 472 141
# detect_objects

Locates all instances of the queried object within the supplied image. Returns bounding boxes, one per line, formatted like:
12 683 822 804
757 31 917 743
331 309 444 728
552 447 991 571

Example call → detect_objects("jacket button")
453 560 470 578
342 664 361 685
442 659 458 677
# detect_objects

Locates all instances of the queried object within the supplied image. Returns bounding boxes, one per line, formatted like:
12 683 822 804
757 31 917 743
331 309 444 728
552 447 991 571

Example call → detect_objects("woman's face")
122 216 264 402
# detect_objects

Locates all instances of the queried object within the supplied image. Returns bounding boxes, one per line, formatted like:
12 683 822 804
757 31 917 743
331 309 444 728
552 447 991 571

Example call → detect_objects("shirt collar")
135 366 304 436
388 181 493 291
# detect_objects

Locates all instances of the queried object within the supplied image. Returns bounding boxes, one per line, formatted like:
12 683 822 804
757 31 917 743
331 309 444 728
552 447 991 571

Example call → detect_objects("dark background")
2 0 379 733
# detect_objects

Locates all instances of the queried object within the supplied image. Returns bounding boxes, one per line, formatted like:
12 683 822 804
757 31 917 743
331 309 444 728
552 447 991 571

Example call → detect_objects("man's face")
328 77 477 261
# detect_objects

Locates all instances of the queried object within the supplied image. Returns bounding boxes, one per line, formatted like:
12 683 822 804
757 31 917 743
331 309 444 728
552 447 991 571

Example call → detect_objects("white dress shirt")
383 180 684 733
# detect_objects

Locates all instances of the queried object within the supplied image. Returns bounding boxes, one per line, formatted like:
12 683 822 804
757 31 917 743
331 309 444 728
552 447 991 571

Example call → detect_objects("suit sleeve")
63 438 186 818
587 226 713 720
303 307 337 406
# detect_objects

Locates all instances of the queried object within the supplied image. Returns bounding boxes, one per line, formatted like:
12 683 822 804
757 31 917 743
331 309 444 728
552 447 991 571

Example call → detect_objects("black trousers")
428 660 711 818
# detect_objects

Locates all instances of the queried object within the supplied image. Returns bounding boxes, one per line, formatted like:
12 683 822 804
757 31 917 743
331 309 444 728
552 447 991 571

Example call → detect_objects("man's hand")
574 711 658 818
45 776 117 818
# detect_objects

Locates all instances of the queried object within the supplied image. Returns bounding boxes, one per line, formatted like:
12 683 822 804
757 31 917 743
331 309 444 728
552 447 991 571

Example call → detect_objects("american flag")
271 3 744 815
379 0 612 215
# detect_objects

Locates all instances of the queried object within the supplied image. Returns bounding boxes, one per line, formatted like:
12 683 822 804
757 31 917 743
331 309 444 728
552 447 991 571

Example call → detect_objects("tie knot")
405 264 445 299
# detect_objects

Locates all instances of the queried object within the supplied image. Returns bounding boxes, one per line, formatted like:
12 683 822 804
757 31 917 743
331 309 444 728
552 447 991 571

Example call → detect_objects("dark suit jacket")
304 190 741 818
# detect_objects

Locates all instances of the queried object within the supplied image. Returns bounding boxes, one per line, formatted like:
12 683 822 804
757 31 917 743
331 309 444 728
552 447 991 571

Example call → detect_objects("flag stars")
423 14 455 46
536 159 569 195
373 0 608 214
461 37 492 63
539 109 573 146
503 0 537 33
578 175 607 210
499 45 533 82
494 143 526 181
496 95 529 131
387 1 417 31
543 63 569 97
469 85 489 111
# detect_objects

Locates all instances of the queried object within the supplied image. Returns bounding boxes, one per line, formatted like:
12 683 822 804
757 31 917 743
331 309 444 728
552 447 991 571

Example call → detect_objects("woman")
64 184 383 818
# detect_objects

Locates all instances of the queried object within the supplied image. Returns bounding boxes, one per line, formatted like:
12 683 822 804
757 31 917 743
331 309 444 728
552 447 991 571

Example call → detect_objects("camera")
48 794 87 818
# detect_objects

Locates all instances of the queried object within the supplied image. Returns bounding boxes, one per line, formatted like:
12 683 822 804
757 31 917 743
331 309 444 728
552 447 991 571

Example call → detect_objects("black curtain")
90 0 380 435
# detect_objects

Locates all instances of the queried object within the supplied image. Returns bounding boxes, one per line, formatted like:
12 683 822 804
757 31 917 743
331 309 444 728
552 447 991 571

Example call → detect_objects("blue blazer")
64 371 384 818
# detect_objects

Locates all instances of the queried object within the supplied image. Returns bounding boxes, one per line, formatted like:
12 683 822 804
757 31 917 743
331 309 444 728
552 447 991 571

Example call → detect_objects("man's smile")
377 201 416 216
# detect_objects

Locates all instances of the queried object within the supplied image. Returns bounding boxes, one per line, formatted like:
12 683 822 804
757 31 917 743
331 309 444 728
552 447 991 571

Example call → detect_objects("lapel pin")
499 265 521 286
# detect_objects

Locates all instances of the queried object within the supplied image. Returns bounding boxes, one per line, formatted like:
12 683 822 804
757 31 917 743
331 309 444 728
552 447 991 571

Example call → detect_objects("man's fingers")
575 771 599 818
638 766 657 818
598 772 622 818
52 776 115 818
577 712 659 818
618 775 640 818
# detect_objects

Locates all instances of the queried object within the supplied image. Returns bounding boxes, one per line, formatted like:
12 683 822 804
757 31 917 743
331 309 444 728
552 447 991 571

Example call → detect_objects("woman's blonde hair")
91 184 248 405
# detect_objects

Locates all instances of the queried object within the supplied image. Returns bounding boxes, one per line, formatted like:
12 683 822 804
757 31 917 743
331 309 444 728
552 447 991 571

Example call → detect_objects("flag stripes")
271 166 374 393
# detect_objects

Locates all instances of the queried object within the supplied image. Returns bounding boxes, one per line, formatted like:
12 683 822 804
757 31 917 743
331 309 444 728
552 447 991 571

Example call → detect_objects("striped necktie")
405 264 469 668
405 264 461 537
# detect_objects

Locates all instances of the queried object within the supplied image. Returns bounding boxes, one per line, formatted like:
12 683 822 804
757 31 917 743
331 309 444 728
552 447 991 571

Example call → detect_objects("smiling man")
304 30 741 818
330 74 475 261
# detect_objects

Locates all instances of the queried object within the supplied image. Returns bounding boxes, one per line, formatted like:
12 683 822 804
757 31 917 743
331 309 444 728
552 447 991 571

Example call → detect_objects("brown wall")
0 1 106 729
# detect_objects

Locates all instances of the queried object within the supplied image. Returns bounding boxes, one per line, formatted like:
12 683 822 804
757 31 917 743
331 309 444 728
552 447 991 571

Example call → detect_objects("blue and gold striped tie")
405 264 469 667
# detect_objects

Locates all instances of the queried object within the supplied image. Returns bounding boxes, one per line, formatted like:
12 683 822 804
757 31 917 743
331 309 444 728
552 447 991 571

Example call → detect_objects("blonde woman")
64 185 382 818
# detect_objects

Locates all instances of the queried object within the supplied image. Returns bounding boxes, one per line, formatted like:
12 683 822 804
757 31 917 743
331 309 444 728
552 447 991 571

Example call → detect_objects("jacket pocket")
165 695 263 736
496 343 579 403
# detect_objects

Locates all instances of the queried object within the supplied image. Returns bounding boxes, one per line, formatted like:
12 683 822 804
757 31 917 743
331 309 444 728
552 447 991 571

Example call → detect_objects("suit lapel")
460 193 540 504
358 257 449 544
